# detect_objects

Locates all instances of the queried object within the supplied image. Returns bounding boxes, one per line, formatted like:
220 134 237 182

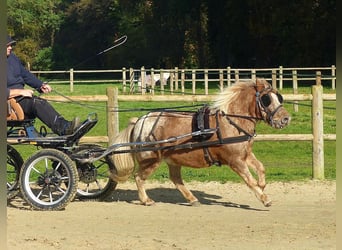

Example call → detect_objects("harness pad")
192 105 214 141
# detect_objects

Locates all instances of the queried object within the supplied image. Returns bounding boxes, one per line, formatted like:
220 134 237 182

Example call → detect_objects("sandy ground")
7 180 336 250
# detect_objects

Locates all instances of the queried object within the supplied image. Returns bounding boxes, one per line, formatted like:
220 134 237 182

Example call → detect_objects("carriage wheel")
7 145 23 200
74 144 117 201
19 149 78 211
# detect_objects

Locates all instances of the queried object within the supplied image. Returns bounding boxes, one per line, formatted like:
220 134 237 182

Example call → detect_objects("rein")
221 112 262 137
221 112 256 138
223 113 263 121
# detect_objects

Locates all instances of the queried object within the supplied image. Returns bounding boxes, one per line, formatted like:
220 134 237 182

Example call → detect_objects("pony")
137 72 170 92
108 78 290 207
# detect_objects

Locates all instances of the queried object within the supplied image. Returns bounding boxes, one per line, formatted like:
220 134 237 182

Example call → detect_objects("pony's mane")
210 80 256 113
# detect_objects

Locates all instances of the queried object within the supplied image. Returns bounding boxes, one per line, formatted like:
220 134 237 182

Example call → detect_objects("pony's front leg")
168 164 200 206
246 153 266 191
230 161 272 207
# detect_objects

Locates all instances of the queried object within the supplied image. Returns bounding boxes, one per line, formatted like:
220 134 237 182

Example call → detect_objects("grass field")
12 81 336 183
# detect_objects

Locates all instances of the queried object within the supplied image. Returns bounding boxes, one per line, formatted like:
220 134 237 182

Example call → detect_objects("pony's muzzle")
273 115 291 129
282 116 290 125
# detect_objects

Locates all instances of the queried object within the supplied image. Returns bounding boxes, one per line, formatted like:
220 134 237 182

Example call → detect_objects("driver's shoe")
64 117 81 135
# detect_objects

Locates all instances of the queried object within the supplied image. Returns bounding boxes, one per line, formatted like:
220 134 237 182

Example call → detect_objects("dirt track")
7 180 336 250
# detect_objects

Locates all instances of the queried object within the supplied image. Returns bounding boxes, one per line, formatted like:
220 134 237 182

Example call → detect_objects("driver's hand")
40 83 52 93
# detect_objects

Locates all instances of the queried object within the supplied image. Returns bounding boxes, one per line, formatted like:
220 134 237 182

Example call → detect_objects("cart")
7 108 252 211
7 113 117 210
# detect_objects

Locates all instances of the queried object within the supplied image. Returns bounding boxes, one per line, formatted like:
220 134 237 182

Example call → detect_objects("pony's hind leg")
134 160 160 206
168 164 200 206
230 160 272 207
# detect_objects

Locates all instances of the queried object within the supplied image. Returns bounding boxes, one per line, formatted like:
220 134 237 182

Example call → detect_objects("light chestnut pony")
108 78 290 207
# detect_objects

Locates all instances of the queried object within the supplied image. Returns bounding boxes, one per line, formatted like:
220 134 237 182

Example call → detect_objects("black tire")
7 145 23 200
73 144 117 201
19 149 78 211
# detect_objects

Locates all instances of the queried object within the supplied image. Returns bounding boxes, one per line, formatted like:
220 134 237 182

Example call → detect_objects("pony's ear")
255 78 270 92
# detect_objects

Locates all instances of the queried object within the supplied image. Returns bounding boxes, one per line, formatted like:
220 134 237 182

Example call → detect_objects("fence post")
234 69 239 83
331 65 336 90
169 70 174 95
106 87 119 146
279 66 283 90
227 67 231 87
293 70 298 112
141 66 146 95
312 71 324 179
219 69 224 91
160 69 165 95
204 69 209 95
181 69 185 95
272 69 277 88
192 69 196 94
129 68 134 94
69 68 74 93
251 69 256 82
122 67 126 94
174 67 179 91
151 68 155 95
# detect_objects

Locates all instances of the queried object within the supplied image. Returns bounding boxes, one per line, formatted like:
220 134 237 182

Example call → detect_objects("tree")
7 0 65 69
53 0 121 69
8 0 336 69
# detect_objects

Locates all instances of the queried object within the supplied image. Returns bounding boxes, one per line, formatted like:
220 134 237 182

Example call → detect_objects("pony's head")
254 78 290 128
211 78 290 129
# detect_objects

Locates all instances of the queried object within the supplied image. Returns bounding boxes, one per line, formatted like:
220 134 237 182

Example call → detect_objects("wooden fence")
32 65 336 93
43 76 336 180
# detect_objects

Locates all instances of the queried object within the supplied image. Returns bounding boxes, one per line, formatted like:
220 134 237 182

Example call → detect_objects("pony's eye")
261 94 271 107
277 93 283 103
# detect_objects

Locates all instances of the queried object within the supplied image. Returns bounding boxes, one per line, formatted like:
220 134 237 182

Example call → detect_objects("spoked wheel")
7 145 23 200
73 144 117 200
19 149 78 210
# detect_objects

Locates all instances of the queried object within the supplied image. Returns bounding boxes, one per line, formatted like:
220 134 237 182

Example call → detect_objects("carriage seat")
7 98 24 121
6 98 40 138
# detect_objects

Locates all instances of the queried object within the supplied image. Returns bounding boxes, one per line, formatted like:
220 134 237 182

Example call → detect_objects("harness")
192 106 255 166
191 84 283 166
192 105 213 141
192 107 220 166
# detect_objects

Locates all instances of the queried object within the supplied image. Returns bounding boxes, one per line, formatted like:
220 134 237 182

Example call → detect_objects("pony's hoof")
141 199 155 206
264 200 272 207
190 201 201 207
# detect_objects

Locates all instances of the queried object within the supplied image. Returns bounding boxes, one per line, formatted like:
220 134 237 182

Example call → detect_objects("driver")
7 35 81 136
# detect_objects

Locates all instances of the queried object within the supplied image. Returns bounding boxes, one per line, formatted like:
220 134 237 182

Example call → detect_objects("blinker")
260 93 283 107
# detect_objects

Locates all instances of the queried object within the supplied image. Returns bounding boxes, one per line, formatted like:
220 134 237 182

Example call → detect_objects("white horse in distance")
137 72 170 92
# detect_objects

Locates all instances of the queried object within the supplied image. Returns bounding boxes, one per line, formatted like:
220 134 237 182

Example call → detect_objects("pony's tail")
108 117 138 183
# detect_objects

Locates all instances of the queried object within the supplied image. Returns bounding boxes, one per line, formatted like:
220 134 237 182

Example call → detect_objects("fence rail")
32 65 336 93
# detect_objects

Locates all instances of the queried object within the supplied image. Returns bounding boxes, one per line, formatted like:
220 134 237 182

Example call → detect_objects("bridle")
255 85 284 126
221 84 284 137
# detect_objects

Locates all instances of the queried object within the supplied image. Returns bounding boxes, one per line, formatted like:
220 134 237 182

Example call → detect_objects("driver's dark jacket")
7 53 43 98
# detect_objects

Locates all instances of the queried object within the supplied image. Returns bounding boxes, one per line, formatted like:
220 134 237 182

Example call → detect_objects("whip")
72 35 127 69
